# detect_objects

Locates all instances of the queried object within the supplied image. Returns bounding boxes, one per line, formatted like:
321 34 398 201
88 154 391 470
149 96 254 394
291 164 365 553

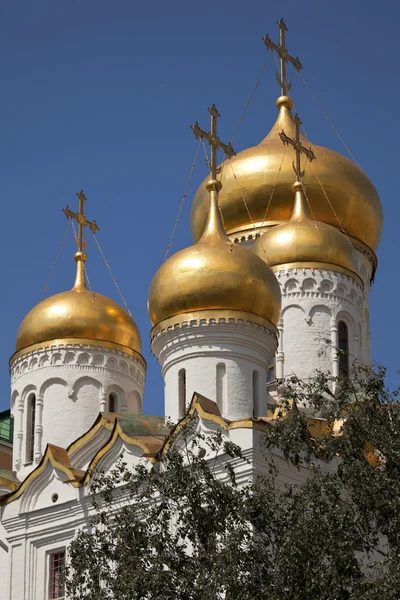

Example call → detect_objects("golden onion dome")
190 96 383 252
253 181 360 279
15 252 142 356
148 179 282 328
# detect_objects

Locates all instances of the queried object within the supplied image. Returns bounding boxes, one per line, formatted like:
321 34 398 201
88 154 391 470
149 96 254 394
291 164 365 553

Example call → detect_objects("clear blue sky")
0 0 397 414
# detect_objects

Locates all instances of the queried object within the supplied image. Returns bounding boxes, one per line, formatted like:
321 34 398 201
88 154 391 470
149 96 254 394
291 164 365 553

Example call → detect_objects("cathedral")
0 20 382 600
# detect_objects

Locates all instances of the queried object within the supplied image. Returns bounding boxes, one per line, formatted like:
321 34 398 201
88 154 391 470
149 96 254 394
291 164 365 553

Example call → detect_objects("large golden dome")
148 180 281 328
16 252 142 355
190 96 383 252
253 181 360 279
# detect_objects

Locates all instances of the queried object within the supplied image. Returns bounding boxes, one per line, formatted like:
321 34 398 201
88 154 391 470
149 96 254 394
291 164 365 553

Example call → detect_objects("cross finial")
191 104 235 180
263 18 303 96
280 113 315 180
63 190 100 255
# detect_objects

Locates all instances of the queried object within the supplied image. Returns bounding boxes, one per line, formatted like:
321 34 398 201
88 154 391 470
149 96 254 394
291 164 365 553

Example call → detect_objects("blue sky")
0 0 398 414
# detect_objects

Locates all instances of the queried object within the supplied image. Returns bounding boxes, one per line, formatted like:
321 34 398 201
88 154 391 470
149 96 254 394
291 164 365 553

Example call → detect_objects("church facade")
0 20 382 600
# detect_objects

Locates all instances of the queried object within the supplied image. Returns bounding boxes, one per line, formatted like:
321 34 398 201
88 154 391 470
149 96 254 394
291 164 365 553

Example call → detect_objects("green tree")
67 364 400 600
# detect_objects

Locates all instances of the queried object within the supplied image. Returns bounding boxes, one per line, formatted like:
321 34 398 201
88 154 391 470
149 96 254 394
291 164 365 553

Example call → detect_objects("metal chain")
289 95 351 240
300 180 318 225
258 144 287 232
310 163 351 241
42 220 71 298
228 161 256 230
230 55 271 145
164 56 270 248
70 218 91 290
202 140 212 173
92 233 131 316
164 140 202 261
298 71 362 171
162 57 270 249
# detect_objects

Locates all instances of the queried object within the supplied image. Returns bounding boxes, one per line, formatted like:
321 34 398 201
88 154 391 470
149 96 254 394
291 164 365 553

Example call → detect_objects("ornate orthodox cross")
280 113 315 180
191 104 235 180
63 190 99 253
263 18 303 95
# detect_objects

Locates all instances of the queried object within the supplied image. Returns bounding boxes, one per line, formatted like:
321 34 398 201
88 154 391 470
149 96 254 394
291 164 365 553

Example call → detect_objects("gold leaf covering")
148 181 282 328
190 96 382 252
16 252 141 354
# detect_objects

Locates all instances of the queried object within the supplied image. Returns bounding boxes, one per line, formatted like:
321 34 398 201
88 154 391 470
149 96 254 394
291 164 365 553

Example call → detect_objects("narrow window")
253 370 260 415
267 354 276 383
48 549 65 599
108 393 117 413
26 393 36 464
338 321 349 377
178 369 186 418
216 363 226 414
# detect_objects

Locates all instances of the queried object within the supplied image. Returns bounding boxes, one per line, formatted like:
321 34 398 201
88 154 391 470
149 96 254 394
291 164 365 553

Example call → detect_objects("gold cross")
280 113 315 180
191 104 235 180
63 190 99 253
263 18 303 95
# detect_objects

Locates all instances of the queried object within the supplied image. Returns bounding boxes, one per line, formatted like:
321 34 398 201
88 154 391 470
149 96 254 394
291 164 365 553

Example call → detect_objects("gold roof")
16 252 142 355
190 96 383 252
253 181 360 279
148 180 282 327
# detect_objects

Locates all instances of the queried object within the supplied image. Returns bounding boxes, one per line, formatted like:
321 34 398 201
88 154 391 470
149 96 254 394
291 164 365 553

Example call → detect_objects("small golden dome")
148 180 282 327
16 252 142 355
253 181 360 278
191 96 383 252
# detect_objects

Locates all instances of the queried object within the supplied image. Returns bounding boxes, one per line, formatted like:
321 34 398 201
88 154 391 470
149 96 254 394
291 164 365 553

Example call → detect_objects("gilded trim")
0 477 18 492
10 338 147 369
151 310 278 342
67 414 115 457
82 422 163 484
0 445 84 505
1 391 375 507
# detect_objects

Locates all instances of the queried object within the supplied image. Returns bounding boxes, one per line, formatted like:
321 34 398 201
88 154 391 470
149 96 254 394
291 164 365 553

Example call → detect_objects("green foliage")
67 365 400 599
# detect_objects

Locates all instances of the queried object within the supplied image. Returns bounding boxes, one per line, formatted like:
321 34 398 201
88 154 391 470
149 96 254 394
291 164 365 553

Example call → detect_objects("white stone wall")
151 316 277 422
10 343 145 481
0 416 311 600
274 266 370 382
233 236 373 383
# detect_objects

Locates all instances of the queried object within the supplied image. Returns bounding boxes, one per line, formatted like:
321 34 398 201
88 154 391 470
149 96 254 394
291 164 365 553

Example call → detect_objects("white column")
152 316 277 422
34 394 44 464
276 319 284 379
15 399 24 471
99 393 107 413
331 320 339 391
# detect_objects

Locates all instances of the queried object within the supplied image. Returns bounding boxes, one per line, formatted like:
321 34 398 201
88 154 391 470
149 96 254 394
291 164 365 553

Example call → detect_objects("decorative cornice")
272 263 363 288
10 338 147 370
346 234 377 278
227 221 281 243
150 310 278 342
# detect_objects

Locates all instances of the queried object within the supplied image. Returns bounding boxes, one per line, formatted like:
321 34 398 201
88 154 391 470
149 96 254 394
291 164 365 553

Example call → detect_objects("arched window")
253 370 260 416
338 321 349 377
267 354 276 383
216 363 226 414
108 393 118 413
26 393 36 464
178 369 186 419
